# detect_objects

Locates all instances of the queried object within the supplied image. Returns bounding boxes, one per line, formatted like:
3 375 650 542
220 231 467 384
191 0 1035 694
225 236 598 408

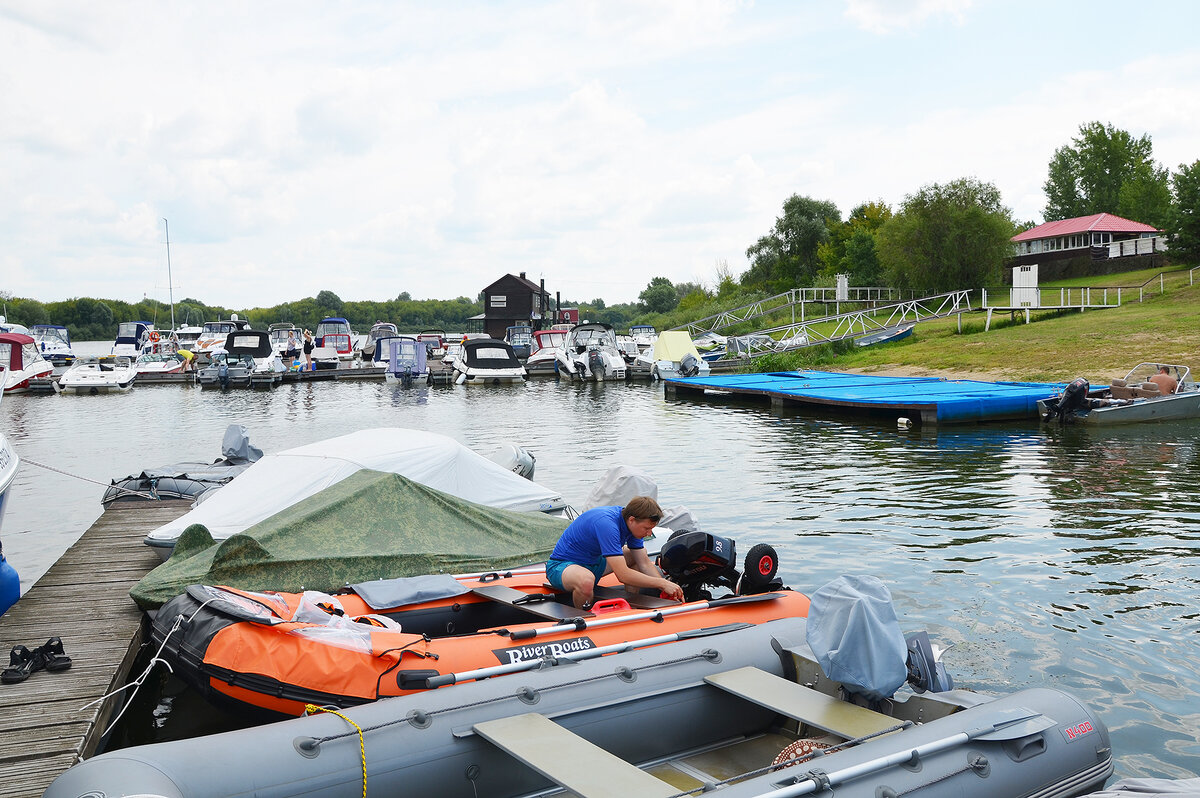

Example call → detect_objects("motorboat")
138 327 178 357
315 317 355 363
109 320 152 358
383 336 429 386
55 355 136 394
629 323 658 355
525 328 568 377
441 340 463 367
140 530 793 716
0 385 20 616
505 324 534 359
418 329 448 358
1040 363 1200 426
638 329 711 380
173 323 203 353
453 337 527 385
133 352 185 377
29 324 76 371
267 322 301 365
103 425 262 508
362 321 400 361
856 323 915 347
141 428 573 560
693 330 728 362
196 330 285 390
558 323 628 381
193 316 251 362
0 316 29 335
45 575 1112 798
0 333 54 393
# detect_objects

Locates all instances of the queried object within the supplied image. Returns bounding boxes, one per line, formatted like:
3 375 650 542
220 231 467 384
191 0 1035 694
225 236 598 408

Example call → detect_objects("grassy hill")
745 264 1200 383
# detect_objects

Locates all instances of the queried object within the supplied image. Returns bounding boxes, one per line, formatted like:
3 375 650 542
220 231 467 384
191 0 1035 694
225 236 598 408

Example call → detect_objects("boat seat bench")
470 585 590 621
473 712 677 798
705 666 899 739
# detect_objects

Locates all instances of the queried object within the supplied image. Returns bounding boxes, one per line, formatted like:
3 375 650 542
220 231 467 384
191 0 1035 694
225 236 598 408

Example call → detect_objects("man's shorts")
546 557 607 591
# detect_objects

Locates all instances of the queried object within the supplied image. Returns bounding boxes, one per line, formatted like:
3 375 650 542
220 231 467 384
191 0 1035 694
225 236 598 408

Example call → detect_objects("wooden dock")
0 501 191 798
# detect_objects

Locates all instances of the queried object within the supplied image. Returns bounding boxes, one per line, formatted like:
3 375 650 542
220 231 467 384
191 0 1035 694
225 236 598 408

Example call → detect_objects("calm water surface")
2 343 1199 781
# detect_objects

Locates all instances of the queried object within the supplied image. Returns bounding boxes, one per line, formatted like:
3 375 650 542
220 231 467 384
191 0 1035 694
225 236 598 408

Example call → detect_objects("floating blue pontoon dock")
664 370 1065 425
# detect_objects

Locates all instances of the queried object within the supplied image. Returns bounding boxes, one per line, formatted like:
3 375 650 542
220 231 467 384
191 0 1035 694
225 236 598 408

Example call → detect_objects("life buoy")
149 331 161 343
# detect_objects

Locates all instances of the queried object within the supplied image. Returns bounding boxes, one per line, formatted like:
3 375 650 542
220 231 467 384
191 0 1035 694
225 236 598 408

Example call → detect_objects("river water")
2 343 1199 782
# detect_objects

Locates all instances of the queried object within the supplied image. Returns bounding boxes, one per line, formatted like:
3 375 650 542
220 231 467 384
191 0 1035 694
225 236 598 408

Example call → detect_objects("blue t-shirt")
550 505 643 563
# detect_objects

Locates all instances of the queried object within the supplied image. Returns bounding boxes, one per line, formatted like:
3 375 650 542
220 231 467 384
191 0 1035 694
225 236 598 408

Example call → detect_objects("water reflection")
1 368 1198 779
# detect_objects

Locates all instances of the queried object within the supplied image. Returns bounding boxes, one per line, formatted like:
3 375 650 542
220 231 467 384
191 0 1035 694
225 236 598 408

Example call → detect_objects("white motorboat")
383 336 430 386
558 322 628 381
418 329 448 358
525 328 568 377
453 337 527 385
109 320 152 358
629 323 658 355
638 329 711 380
193 316 251 362
0 333 54 393
142 428 572 559
134 352 185 377
1040 362 1200 426
29 324 76 371
173 323 203 352
363 322 400 361
55 356 136 394
0 381 19 616
315 317 356 363
197 330 286 389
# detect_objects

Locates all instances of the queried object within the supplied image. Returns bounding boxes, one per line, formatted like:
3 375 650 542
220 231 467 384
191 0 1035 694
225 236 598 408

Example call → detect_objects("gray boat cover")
220 424 264 463
349 573 471 610
130 469 569 610
582 464 699 533
1080 779 1200 798
806 574 908 701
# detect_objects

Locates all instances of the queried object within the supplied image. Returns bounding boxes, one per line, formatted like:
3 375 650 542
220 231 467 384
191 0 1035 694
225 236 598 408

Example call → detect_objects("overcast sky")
3 0 1198 312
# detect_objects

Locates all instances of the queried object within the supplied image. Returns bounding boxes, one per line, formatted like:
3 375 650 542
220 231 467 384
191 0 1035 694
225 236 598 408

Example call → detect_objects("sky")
3 0 1199 312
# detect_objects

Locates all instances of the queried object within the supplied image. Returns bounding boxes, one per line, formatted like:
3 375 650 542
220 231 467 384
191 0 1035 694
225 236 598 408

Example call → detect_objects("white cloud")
843 0 974 34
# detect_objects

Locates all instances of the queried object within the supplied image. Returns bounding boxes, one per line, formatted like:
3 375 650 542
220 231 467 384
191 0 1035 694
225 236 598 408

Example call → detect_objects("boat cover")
131 469 569 609
806 574 908 701
582 464 700 534
1080 779 1200 798
144 428 568 549
651 330 703 362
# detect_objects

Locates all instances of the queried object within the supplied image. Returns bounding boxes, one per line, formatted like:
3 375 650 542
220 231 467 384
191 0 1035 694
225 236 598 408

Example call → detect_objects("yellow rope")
306 703 367 798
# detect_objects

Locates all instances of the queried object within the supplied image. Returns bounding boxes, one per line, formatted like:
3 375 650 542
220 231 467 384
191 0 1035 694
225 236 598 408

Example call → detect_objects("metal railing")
670 286 919 336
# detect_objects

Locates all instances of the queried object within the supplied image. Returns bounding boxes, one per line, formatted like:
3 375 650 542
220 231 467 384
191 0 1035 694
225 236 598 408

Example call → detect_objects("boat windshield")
202 322 235 335
32 326 71 345
117 322 144 339
316 321 350 337
532 331 565 352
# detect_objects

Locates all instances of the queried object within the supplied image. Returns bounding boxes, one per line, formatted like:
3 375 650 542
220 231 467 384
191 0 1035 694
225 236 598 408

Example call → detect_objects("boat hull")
1038 390 1200 426
45 616 1112 798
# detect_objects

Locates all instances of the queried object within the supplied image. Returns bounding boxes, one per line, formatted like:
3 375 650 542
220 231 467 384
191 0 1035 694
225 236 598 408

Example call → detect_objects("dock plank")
0 501 191 797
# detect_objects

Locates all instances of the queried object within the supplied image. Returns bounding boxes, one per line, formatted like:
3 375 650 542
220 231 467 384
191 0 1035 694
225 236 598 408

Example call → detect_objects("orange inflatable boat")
150 532 809 716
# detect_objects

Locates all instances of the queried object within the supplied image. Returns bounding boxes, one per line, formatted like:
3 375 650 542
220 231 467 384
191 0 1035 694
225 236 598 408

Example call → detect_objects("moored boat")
383 335 429 385
45 576 1112 798
193 317 251 362
0 384 19 616
1040 363 1200 426
638 329 711 380
558 322 627 381
525 328 568 376
29 324 76 371
109 320 152 358
0 333 54 393
54 355 136 394
196 330 285 390
315 317 356 363
362 321 400 361
453 337 527 384
505 324 533 359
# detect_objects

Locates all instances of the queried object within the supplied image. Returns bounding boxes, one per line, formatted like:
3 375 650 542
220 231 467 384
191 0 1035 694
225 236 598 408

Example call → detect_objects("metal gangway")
672 286 918 337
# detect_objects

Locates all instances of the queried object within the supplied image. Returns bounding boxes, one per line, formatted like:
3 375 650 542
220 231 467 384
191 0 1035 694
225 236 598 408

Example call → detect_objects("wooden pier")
0 501 190 798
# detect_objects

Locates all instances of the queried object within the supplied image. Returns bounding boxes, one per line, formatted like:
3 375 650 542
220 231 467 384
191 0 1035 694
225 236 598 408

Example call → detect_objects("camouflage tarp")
131 469 568 610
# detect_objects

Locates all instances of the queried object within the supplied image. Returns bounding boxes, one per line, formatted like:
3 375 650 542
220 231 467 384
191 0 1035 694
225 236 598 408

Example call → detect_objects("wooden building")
1010 213 1162 265
480 273 550 340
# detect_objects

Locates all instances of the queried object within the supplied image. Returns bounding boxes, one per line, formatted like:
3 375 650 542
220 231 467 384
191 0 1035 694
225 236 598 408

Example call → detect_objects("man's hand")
659 579 684 602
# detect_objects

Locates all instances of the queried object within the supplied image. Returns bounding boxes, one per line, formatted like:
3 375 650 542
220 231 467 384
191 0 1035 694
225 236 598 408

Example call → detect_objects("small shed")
480 273 549 340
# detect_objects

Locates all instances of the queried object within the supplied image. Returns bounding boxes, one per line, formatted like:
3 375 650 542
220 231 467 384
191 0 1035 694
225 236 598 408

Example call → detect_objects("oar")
752 707 1050 798
425 622 750 689
508 592 783 640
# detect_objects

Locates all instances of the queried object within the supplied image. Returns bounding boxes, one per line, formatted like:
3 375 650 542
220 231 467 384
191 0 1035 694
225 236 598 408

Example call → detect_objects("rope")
21 457 156 500
306 704 367 798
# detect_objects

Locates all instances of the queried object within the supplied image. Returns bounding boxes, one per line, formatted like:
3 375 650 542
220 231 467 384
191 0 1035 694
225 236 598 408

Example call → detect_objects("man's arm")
606 551 684 601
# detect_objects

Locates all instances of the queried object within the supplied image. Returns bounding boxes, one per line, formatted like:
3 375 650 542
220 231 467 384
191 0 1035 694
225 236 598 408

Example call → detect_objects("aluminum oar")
508 592 783 640
425 622 751 688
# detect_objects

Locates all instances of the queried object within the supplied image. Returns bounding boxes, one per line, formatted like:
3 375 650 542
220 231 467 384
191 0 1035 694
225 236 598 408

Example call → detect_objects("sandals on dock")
1 637 72 684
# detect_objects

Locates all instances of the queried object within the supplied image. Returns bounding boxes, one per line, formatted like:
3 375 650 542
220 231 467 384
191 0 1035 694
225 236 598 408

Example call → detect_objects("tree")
818 201 891 285
1169 160 1200 263
315 290 344 316
876 177 1015 293
1043 122 1171 225
639 277 679 314
743 194 841 291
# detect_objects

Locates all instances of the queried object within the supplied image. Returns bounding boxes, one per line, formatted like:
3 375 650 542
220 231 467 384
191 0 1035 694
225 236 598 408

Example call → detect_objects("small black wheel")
742 543 778 590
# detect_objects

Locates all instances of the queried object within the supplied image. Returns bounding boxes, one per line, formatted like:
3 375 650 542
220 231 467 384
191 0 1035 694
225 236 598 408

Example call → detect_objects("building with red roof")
1011 213 1161 261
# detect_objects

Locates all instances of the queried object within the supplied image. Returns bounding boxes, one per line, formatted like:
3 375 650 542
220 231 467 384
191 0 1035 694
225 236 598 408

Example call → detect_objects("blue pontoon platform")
664 370 1065 425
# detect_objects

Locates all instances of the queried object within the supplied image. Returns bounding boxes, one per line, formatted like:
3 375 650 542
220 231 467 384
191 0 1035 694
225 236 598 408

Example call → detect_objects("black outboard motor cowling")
657 532 782 602
1043 376 1090 423
587 349 605 378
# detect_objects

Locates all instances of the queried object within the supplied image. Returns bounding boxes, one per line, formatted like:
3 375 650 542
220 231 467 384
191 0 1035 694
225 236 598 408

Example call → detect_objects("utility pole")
163 218 176 330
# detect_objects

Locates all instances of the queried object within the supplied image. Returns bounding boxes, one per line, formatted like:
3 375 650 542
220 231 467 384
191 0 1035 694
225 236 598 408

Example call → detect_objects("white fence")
1109 236 1169 258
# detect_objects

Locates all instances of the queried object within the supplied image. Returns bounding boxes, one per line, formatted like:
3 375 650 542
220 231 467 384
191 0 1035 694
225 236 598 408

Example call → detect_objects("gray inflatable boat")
44 612 1112 798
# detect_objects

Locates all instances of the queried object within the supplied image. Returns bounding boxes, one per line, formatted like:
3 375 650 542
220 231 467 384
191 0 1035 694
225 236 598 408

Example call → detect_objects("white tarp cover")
651 330 703 362
1080 780 1200 798
145 428 568 550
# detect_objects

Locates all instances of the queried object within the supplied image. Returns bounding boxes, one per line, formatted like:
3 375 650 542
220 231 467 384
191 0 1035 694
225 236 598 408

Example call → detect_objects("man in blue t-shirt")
546 496 685 608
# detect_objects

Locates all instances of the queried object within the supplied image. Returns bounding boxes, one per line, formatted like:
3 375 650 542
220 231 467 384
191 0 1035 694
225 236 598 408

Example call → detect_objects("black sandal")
1 645 44 684
36 637 72 673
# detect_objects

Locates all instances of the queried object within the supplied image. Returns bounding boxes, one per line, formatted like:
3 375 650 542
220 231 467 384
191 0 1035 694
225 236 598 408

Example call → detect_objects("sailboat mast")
164 218 175 331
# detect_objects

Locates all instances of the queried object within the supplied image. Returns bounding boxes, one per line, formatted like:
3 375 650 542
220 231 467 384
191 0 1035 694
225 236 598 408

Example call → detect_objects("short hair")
622 496 663 522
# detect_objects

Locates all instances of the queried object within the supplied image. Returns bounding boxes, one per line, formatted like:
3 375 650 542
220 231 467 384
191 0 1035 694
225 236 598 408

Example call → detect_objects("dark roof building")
480 272 549 340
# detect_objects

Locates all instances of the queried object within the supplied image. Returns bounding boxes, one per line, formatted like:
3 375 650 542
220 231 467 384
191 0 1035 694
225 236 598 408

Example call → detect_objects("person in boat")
547 496 685 608
1147 365 1178 395
286 331 300 363
177 348 195 372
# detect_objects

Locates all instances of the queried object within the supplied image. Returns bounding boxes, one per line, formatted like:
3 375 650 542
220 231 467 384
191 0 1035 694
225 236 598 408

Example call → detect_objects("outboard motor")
587 348 606 380
678 352 701 378
1043 377 1090 423
657 531 781 602
217 360 230 391
807 575 953 707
